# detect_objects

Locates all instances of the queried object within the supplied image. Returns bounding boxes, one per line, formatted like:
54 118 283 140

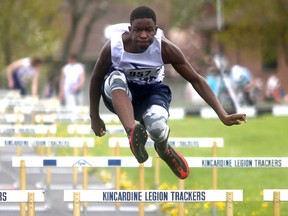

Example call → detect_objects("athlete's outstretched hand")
91 117 106 137
220 113 247 126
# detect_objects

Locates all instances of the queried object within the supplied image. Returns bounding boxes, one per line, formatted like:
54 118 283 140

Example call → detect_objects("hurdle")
3 137 94 189
64 189 243 216
263 189 288 216
68 124 125 190
185 157 288 168
108 137 224 189
67 124 125 135
0 124 57 135
272 105 288 116
0 113 25 124
183 157 288 216
0 190 45 216
12 156 152 214
0 123 57 157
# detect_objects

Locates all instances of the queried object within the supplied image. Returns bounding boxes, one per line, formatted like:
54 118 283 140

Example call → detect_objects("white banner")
64 189 243 202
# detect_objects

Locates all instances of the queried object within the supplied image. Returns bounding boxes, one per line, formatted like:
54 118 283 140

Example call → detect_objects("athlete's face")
129 18 158 52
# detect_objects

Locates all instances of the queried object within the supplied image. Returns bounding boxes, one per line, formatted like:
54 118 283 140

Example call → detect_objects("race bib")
124 68 159 79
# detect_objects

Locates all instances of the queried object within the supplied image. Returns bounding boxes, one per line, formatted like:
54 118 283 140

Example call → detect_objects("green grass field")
59 114 288 215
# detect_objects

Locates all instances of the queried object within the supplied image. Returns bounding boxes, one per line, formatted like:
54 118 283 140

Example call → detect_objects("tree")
216 0 288 64
0 0 64 67
60 0 108 63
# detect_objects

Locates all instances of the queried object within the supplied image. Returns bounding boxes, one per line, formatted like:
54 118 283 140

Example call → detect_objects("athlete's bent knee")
104 70 131 100
142 105 169 142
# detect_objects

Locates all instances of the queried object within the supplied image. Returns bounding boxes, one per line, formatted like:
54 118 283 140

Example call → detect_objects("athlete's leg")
142 105 189 179
142 105 169 151
103 71 148 163
103 70 135 133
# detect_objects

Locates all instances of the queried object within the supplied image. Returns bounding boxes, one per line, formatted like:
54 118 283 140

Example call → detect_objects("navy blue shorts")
101 81 172 122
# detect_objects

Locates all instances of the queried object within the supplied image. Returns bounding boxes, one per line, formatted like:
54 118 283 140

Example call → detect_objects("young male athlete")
89 6 247 179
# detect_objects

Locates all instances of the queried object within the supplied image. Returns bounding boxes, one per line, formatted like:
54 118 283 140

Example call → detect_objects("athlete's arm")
161 38 246 125
89 40 112 136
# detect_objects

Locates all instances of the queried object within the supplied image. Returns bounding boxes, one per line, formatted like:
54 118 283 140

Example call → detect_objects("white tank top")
110 23 165 85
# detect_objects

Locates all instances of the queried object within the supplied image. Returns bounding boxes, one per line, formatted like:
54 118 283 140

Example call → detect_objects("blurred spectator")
230 64 261 106
206 65 221 98
58 54 86 107
6 57 43 96
265 74 288 103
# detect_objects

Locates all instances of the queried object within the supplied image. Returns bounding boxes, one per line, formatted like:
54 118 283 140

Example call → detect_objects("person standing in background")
265 74 288 103
6 56 43 96
59 54 86 107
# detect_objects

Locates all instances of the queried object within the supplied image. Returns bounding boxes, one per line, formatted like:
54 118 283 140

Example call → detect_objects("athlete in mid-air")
89 6 246 179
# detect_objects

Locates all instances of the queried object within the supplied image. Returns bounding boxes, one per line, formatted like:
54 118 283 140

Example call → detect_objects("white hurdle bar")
0 137 94 148
0 113 25 124
272 105 288 116
68 124 125 135
12 156 152 189
3 137 94 190
33 113 90 124
12 156 152 168
0 190 45 216
200 106 257 118
263 189 288 216
0 124 57 134
0 190 45 202
109 137 224 148
0 125 57 157
64 189 243 216
185 157 288 168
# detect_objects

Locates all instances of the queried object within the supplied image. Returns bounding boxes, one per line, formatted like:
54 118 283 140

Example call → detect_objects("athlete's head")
130 6 157 25
129 6 158 52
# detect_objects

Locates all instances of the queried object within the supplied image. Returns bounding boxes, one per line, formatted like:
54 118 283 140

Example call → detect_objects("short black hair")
130 6 157 24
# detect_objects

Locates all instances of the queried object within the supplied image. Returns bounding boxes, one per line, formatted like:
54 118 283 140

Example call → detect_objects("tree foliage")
216 0 288 62
0 0 64 67
170 0 204 28
61 0 108 63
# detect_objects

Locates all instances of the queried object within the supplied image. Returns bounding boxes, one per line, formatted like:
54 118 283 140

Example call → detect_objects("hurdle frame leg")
273 191 281 216
73 147 79 188
20 160 26 216
154 152 160 189
226 192 233 216
178 180 185 216
138 163 145 216
27 192 35 216
73 192 81 216
46 147 52 189
212 142 218 216
115 142 121 211
82 143 88 214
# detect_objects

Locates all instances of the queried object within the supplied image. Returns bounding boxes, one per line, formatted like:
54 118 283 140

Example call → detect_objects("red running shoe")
156 145 189 179
129 124 148 163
